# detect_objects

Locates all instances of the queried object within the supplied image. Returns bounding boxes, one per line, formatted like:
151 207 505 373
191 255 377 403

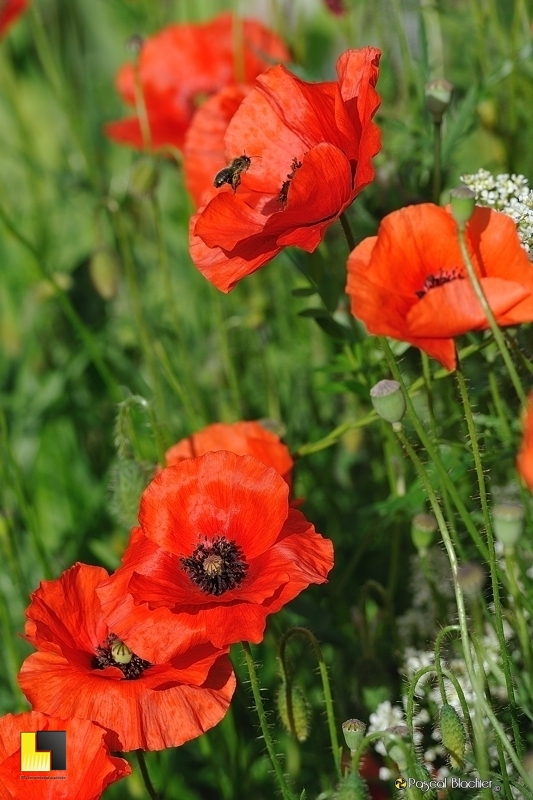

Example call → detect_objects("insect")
213 154 252 193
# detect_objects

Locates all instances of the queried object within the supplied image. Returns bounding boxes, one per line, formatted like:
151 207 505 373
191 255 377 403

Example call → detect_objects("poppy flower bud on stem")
439 703 466 768
425 79 454 124
333 771 370 800
383 725 411 771
450 185 476 228
411 513 437 554
370 380 405 426
342 719 367 754
492 502 524 551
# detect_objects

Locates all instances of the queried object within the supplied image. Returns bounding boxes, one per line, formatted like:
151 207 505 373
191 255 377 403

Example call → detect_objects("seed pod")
89 249 120 300
439 703 466 768
276 680 310 743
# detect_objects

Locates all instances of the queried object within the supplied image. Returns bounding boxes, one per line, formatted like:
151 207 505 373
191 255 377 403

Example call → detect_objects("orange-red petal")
0 712 130 800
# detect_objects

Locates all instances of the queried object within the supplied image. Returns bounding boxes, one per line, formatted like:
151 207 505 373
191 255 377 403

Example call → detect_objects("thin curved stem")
456 224 526 405
135 751 159 800
279 627 342 780
241 642 297 800
455 363 523 756
339 212 356 251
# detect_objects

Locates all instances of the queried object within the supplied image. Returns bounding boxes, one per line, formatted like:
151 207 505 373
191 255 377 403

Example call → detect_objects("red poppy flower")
189 47 381 292
105 13 289 152
165 420 293 486
346 204 533 371
0 711 130 800
517 392 533 489
184 84 251 208
98 451 333 656
0 0 28 37
18 563 235 751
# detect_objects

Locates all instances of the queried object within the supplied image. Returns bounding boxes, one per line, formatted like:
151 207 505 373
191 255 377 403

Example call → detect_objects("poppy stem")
392 424 533 791
456 224 527 405
279 627 342 780
432 119 442 204
135 751 160 800
339 212 356 252
455 363 525 757
241 641 298 800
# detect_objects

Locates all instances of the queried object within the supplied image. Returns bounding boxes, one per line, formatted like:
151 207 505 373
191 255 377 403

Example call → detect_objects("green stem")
393 423 531 787
455 364 523 756
505 548 533 678
241 642 297 800
135 751 160 800
279 628 342 780
339 212 356 251
381 338 485 561
432 119 442 204
421 351 438 440
456 223 526 404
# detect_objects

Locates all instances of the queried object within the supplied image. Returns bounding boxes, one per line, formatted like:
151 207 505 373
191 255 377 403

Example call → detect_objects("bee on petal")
214 154 252 193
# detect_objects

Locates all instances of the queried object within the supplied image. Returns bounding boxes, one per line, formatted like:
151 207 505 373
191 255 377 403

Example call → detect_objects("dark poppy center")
93 634 151 680
180 535 248 596
415 269 464 298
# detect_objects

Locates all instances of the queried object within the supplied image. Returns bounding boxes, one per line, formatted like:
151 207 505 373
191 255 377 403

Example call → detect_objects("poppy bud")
411 513 437 553
334 771 370 800
439 703 466 768
109 459 153 529
383 725 411 770
370 380 405 425
450 186 476 226
276 680 310 742
492 502 524 550
89 248 120 300
456 562 485 596
425 79 454 123
129 158 159 199
342 719 366 752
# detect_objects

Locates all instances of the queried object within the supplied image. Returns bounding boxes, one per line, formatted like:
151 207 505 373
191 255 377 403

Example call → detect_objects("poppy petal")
139 452 289 560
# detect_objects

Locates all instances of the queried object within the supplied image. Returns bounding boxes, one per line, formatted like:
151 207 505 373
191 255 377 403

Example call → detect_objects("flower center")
180 535 248 596
415 269 464 298
279 157 303 205
93 634 151 679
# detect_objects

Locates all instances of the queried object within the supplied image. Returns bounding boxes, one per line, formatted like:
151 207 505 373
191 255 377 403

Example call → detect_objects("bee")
213 154 252 193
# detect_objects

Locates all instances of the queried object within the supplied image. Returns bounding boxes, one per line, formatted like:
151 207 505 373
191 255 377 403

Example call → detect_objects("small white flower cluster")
460 168 533 258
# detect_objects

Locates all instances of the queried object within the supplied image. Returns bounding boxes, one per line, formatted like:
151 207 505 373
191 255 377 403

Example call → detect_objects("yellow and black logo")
395 776 407 790
20 731 66 772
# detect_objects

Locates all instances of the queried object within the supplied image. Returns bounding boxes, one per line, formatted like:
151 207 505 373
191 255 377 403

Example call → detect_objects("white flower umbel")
461 168 533 258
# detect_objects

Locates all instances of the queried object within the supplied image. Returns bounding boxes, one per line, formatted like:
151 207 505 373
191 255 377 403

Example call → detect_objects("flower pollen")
93 634 151 679
279 157 303 205
181 535 248 595
415 269 464 299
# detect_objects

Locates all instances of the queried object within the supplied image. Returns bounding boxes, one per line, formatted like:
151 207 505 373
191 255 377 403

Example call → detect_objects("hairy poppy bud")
342 719 366 752
456 562 485 597
425 79 454 123
439 703 466 768
450 185 476 226
492 502 524 550
276 681 310 742
89 249 120 300
411 513 437 553
384 725 411 770
334 771 370 800
370 380 405 425
129 158 159 198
